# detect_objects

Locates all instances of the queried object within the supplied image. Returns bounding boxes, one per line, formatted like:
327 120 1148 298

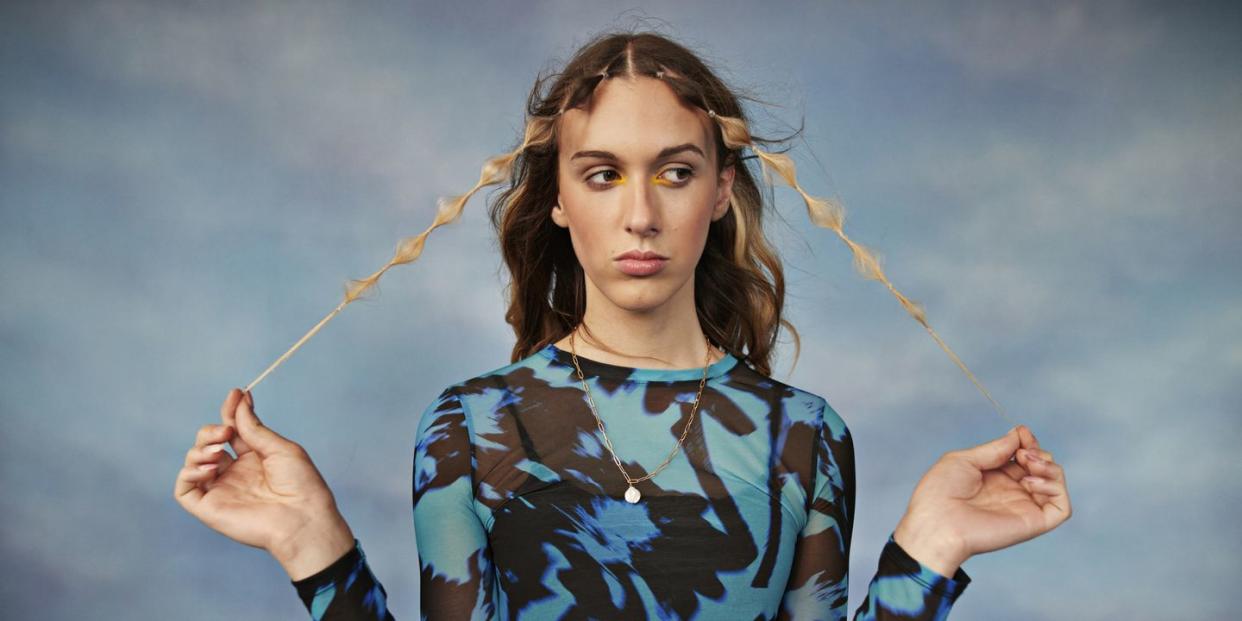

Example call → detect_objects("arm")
778 402 971 620
289 387 497 620
411 387 496 619
291 538 394 621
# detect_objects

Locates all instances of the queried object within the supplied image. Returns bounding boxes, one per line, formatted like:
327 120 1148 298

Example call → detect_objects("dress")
290 342 971 620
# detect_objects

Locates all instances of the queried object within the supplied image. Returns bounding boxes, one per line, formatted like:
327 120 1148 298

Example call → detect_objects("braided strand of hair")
709 109 1014 425
243 115 559 392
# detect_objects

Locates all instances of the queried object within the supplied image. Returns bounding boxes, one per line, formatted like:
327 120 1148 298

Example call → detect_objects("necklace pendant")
624 485 641 503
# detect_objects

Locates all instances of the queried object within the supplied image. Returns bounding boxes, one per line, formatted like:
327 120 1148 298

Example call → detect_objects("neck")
557 276 721 370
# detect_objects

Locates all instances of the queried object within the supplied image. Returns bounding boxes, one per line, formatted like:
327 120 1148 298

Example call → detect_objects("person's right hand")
173 388 354 574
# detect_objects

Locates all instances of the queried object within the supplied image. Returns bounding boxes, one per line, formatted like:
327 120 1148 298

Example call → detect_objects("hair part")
484 30 808 377
248 29 1010 424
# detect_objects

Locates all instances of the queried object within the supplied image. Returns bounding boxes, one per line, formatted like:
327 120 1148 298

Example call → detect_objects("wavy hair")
246 29 1008 420
488 31 799 376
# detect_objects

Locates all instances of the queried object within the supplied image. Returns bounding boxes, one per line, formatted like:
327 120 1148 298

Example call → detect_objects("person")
173 31 1071 620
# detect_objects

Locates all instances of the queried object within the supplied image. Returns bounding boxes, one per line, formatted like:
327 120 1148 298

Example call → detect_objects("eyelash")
585 167 695 189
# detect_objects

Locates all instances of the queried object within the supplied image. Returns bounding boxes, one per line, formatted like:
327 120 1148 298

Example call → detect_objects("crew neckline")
539 342 739 383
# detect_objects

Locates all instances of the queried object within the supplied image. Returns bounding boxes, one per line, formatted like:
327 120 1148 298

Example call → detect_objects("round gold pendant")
624 485 641 503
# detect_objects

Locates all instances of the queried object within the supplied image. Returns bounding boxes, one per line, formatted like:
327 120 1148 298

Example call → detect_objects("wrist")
271 514 356 582
893 514 969 578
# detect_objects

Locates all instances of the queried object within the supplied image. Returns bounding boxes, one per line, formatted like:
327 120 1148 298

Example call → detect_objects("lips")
615 257 665 276
615 250 668 277
616 250 668 261
616 258 667 276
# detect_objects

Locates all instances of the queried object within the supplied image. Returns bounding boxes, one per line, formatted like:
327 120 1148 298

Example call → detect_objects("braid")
708 109 1014 424
242 35 1011 420
242 115 558 392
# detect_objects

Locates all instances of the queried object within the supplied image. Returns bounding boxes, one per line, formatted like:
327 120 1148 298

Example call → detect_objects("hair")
486 31 797 377
246 29 1009 422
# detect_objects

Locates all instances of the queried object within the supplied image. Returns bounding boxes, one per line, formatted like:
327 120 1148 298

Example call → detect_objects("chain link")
568 329 713 488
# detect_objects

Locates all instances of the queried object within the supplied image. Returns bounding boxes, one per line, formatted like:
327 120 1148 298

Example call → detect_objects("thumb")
959 425 1022 470
235 391 290 456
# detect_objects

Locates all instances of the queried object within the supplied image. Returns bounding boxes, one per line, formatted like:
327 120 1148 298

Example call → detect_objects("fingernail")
205 443 226 454
198 463 218 471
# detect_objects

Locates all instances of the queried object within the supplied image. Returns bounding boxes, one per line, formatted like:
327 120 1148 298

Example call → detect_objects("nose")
624 180 660 237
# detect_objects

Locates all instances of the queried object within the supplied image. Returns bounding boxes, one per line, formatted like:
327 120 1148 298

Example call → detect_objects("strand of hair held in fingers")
243 117 559 392
709 109 1015 427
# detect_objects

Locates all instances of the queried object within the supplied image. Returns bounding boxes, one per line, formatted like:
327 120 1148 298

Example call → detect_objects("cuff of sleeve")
881 532 971 602
290 538 366 601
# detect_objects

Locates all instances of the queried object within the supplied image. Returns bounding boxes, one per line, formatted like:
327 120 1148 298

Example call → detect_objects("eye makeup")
585 167 695 190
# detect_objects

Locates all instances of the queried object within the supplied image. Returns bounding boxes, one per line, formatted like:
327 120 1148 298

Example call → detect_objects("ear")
550 194 569 228
711 164 736 222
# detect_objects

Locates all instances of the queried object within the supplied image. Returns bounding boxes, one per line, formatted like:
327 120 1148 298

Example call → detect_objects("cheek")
561 212 609 271
679 195 717 248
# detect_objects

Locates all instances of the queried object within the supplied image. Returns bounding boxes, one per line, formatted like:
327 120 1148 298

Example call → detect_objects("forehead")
557 76 713 161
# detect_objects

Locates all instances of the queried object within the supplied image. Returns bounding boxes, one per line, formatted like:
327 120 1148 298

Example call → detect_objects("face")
551 75 735 315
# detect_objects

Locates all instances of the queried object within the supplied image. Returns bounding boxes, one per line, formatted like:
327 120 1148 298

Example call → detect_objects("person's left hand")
893 424 1072 574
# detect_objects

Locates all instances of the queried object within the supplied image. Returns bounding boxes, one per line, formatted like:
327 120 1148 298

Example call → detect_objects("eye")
585 169 624 189
583 167 695 190
657 167 695 185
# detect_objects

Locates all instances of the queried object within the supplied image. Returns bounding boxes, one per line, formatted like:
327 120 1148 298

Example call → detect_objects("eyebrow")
570 143 705 163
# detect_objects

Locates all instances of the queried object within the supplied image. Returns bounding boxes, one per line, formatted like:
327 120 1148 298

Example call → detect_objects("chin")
599 279 686 313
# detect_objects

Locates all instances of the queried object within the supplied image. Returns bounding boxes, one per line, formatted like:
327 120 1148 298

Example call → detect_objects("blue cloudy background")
2 1 1238 619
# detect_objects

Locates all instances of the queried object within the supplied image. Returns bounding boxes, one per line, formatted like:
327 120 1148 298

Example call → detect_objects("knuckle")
195 425 217 442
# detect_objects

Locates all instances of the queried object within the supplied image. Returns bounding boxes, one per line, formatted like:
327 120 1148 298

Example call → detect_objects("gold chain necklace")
568 329 713 503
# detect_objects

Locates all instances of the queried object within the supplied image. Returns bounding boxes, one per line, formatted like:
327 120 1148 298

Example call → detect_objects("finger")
174 464 217 508
190 463 224 493
1019 425 1041 452
1021 475 1071 524
234 391 291 458
959 425 1022 469
186 442 236 470
1015 447 1051 473
1020 475 1055 496
1017 449 1061 480
1025 453 1062 479
195 423 232 448
220 388 244 423
1013 429 1053 464
221 388 254 456
1000 461 1028 482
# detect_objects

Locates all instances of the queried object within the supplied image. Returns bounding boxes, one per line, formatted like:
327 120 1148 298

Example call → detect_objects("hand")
893 424 1072 575
173 388 355 580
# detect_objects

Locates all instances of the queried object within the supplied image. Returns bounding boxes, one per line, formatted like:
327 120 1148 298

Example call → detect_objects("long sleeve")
290 538 394 620
290 387 496 620
779 402 971 620
411 387 496 619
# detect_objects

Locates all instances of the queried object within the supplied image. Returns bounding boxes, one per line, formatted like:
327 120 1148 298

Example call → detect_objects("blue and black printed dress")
291 342 972 620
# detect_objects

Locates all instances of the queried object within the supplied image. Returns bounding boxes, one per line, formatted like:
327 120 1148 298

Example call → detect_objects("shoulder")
442 345 558 400
731 362 850 441
415 347 551 435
